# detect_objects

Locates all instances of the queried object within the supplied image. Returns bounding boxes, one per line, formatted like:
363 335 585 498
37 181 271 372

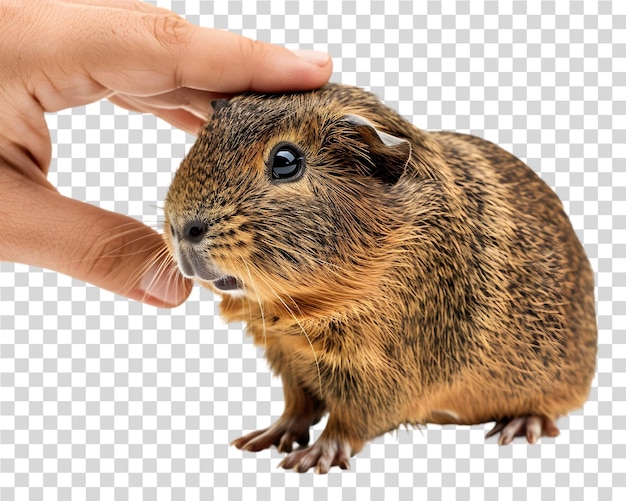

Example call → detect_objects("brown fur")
164 83 597 471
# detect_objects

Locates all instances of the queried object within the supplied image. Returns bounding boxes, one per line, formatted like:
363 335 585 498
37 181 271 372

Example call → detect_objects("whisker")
239 258 268 351
125 244 167 289
46 222 166 270
128 245 179 304
98 231 164 259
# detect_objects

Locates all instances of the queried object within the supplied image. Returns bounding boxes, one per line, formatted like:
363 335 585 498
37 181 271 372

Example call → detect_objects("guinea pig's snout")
168 218 243 292
170 237 222 282
167 218 212 278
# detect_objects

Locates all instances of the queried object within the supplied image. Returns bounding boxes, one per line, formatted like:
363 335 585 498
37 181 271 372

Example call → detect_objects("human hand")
0 0 332 307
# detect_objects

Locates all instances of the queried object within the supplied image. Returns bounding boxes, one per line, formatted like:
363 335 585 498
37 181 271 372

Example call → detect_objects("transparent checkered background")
1 0 624 499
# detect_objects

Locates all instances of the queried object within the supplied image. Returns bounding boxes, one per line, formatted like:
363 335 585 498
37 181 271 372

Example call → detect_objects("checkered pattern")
1 0 623 499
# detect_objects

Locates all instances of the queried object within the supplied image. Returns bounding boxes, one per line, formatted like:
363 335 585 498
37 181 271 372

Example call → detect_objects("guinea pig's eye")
268 142 305 182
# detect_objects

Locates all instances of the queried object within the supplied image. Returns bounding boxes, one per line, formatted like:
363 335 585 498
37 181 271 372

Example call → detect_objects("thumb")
1 170 192 307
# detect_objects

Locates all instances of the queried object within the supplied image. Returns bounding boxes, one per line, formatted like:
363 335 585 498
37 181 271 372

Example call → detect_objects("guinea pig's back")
428 130 597 415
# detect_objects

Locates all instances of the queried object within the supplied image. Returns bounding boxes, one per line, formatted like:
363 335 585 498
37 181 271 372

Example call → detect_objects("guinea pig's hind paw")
278 438 352 474
486 416 560 445
231 420 311 454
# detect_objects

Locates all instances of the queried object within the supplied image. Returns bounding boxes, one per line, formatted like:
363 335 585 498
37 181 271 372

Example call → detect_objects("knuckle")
238 36 268 61
148 11 189 49
235 37 271 88
143 11 190 88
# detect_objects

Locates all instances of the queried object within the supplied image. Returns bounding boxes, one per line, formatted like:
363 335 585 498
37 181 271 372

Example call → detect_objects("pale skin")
0 0 332 306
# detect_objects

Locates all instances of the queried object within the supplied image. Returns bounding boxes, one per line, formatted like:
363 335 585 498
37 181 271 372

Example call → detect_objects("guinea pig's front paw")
485 415 561 445
278 436 354 474
231 416 312 454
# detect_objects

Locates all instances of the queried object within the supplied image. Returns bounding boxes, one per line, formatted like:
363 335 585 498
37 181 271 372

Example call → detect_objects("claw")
525 415 542 444
232 418 311 453
278 438 353 474
484 420 507 439
486 416 560 445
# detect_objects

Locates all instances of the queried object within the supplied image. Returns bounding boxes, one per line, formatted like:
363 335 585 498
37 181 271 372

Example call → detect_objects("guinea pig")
163 83 597 473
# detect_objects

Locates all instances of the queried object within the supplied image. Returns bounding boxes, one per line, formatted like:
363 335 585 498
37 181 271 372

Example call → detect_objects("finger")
107 86 220 126
174 31 334 94
59 0 159 13
0 168 192 307
107 94 207 134
139 5 333 93
115 87 215 118
58 5 332 97
18 2 331 162
0 93 53 175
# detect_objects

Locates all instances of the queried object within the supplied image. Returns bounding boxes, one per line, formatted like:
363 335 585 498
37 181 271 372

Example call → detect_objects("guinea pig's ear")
341 114 412 184
210 98 230 113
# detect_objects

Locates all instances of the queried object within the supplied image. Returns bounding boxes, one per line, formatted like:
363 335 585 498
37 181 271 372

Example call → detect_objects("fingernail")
137 261 192 308
292 49 332 67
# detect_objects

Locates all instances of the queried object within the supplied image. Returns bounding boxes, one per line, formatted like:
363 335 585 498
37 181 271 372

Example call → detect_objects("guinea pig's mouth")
211 276 244 293
174 246 244 294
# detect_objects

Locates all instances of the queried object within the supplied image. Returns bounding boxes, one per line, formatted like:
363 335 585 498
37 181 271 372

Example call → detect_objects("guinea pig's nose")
182 220 208 244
